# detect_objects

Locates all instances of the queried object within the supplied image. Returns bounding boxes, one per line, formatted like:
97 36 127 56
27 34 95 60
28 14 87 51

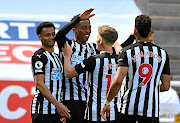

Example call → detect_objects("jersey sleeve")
117 49 128 67
162 51 170 75
75 56 96 74
31 54 48 75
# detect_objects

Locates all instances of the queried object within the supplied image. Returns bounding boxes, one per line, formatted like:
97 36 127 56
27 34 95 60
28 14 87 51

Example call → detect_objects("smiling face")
38 27 55 48
73 20 91 44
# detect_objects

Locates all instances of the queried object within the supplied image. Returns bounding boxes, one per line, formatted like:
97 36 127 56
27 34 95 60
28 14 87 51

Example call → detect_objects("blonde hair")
98 25 118 45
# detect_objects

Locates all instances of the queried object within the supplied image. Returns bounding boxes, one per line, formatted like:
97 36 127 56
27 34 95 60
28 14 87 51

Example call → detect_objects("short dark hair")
36 22 55 35
135 15 151 38
98 25 118 45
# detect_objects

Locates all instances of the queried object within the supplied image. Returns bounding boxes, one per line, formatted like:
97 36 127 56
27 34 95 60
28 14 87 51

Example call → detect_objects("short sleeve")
117 49 128 67
31 54 48 75
75 56 96 74
162 52 170 75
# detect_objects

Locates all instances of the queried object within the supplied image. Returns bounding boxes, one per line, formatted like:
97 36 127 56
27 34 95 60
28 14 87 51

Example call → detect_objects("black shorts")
31 112 63 123
63 100 86 123
116 113 159 123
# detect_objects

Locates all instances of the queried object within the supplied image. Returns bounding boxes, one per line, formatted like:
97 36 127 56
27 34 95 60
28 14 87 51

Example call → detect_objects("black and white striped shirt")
31 48 63 114
118 42 170 117
61 40 99 101
75 50 119 121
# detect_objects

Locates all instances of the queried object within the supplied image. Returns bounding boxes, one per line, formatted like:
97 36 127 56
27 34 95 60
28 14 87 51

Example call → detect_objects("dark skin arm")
34 74 71 118
160 74 171 92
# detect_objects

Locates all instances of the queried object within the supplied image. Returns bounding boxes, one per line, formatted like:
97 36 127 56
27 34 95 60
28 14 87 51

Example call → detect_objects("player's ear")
38 34 42 40
134 28 137 36
149 29 153 36
100 37 103 44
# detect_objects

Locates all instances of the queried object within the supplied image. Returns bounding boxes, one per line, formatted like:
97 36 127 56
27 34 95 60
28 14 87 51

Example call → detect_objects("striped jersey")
75 50 119 121
117 42 170 117
61 39 99 101
31 48 63 114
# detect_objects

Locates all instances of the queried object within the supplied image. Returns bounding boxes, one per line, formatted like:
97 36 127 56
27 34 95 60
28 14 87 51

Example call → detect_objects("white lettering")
0 85 28 119
0 46 11 61
13 46 38 62
10 22 35 39
0 22 11 39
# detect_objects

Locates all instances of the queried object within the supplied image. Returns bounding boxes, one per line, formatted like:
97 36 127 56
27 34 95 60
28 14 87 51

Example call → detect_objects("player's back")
85 51 119 121
118 41 170 117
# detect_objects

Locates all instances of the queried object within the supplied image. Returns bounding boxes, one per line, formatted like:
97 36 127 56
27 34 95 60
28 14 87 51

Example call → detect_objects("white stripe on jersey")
147 46 159 117
127 46 141 115
154 49 166 117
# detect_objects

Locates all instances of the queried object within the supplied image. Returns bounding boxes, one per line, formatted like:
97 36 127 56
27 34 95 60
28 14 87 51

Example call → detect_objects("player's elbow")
65 72 72 78
160 74 171 92
65 66 78 78
163 84 170 91
160 83 170 92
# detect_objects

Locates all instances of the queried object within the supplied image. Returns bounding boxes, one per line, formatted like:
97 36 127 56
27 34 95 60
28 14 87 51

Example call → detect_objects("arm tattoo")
120 72 126 77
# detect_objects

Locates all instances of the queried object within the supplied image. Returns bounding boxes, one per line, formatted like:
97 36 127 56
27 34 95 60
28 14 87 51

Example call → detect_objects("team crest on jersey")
51 67 63 80
71 55 84 66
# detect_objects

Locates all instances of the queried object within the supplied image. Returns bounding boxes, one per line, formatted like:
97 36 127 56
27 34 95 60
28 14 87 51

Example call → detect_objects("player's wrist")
104 99 111 105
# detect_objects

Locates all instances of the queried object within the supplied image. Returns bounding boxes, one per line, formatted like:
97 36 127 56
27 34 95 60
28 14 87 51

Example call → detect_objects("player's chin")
48 44 54 47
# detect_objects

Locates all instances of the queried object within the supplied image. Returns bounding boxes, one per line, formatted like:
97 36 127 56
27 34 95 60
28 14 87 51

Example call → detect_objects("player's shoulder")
92 53 106 59
121 43 137 51
87 42 96 47
32 48 47 61
150 43 169 56
152 43 166 51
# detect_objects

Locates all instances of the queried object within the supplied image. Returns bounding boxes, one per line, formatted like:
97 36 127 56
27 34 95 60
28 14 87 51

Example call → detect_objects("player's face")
96 34 101 50
39 27 55 47
74 20 91 44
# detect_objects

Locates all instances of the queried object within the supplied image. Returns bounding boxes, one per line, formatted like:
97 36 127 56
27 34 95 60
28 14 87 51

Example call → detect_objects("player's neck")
100 46 113 54
42 46 54 53
137 37 149 42
75 38 87 45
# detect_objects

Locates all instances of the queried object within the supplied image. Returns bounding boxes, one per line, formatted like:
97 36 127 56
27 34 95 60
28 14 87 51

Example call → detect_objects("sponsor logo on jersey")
71 55 84 66
51 68 62 80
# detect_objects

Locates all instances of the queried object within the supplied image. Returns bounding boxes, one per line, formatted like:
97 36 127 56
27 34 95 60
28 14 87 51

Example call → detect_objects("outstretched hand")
56 102 71 118
62 42 72 58
80 8 95 20
101 104 110 121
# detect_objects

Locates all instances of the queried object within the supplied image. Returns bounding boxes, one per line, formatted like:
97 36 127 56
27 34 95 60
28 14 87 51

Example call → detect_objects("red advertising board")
0 80 35 123
0 43 41 64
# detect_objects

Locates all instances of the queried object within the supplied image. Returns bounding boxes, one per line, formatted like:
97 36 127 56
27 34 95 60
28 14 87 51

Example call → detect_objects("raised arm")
56 8 95 47
114 34 135 54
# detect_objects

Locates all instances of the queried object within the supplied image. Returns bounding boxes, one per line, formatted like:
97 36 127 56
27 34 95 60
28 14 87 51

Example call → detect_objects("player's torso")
31 48 63 114
63 40 98 101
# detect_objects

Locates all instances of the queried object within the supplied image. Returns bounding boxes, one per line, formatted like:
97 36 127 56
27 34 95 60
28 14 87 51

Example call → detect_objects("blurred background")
0 0 179 123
